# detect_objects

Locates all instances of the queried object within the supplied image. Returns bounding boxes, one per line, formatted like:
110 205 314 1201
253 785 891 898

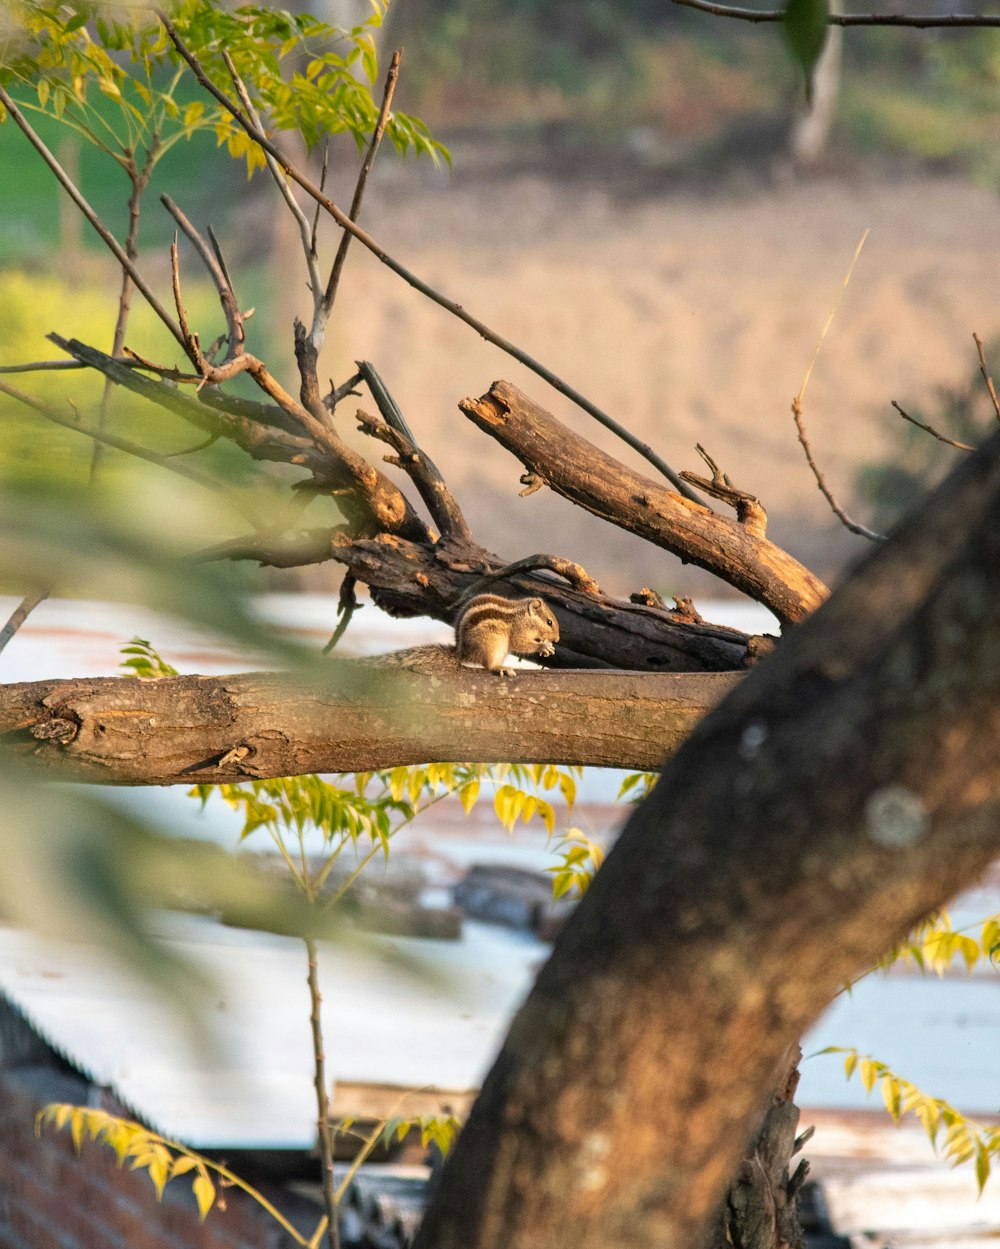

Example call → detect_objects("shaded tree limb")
354 365 472 542
0 668 739 784
414 423 1000 1249
49 336 431 541
195 528 756 671
671 0 1000 25
461 381 826 626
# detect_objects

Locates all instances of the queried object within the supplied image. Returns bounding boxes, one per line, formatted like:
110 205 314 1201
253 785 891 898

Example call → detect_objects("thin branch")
0 359 142 375
671 0 1000 25
0 380 262 527
311 144 329 262
155 12 699 500
973 332 1000 422
47 335 318 465
0 85 187 354
354 361 472 541
319 50 401 328
891 400 975 452
162 194 245 363
0 592 48 658
322 573 360 654
220 49 323 308
451 555 604 608
791 396 884 542
91 151 155 482
304 939 340 1249
324 370 363 412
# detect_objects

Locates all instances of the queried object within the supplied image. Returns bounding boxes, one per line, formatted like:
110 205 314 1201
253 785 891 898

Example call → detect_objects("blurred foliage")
856 347 997 531
0 0 447 169
388 0 1000 186
819 1049 1000 1193
0 269 245 492
878 907 1000 976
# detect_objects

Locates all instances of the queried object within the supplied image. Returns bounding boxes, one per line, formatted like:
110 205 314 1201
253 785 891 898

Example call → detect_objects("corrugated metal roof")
0 914 544 1149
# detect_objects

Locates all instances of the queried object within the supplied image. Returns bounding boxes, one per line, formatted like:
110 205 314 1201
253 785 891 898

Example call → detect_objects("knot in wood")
30 716 79 745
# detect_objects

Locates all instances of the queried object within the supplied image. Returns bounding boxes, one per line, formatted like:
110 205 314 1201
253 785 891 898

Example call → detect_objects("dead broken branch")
462 381 827 626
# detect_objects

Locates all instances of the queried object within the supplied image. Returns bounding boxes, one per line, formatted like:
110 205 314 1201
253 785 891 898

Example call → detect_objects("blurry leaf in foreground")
783 0 829 102
0 475 302 666
0 761 336 1002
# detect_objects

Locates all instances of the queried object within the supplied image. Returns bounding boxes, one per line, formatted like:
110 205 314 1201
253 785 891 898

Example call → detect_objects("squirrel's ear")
529 598 543 609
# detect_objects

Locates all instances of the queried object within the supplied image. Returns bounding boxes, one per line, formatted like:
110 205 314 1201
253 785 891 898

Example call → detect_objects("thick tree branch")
196 528 757 671
461 381 827 626
0 669 738 784
415 425 1000 1249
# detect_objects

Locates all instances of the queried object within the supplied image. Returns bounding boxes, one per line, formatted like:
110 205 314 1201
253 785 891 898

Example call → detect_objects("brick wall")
0 1066 301 1249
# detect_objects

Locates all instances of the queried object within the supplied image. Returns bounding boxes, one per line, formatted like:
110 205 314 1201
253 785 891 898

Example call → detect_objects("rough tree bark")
0 669 739 784
461 382 827 628
411 428 1000 1249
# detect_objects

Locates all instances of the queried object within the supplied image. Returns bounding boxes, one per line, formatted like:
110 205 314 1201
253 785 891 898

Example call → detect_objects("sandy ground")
280 165 1000 601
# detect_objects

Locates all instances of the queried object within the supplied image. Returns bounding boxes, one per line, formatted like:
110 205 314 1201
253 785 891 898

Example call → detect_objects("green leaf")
782 0 829 100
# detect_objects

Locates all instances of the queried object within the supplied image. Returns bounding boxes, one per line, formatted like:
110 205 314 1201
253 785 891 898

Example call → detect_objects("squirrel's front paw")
537 643 555 657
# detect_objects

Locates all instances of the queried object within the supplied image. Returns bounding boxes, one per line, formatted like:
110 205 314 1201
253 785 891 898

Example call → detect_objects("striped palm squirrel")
348 593 559 677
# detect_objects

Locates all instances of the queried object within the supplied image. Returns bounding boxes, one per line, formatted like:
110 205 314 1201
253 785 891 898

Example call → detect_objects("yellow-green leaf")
193 1172 215 1219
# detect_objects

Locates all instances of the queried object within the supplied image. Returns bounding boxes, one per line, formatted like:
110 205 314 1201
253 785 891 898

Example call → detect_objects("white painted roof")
0 914 546 1149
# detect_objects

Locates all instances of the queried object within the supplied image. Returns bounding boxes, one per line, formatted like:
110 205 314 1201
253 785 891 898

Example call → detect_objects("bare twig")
355 403 470 542
311 144 329 262
162 195 245 364
0 359 131 374
304 939 340 1249
671 0 1000 25
91 152 156 482
791 397 884 542
319 50 401 328
891 400 975 452
0 591 48 658
47 335 318 464
973 332 1000 422
155 12 698 500
452 555 604 607
325 370 364 412
680 444 767 537
0 85 187 354
322 573 360 654
220 49 324 308
0 380 262 526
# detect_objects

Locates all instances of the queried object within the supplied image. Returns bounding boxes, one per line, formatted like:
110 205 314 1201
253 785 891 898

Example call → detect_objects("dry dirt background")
279 164 1000 605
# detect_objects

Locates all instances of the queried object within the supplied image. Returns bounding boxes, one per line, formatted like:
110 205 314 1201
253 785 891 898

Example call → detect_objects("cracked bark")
0 668 739 784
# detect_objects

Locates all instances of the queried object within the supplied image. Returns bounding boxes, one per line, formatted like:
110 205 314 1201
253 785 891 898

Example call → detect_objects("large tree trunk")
412 428 1000 1249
